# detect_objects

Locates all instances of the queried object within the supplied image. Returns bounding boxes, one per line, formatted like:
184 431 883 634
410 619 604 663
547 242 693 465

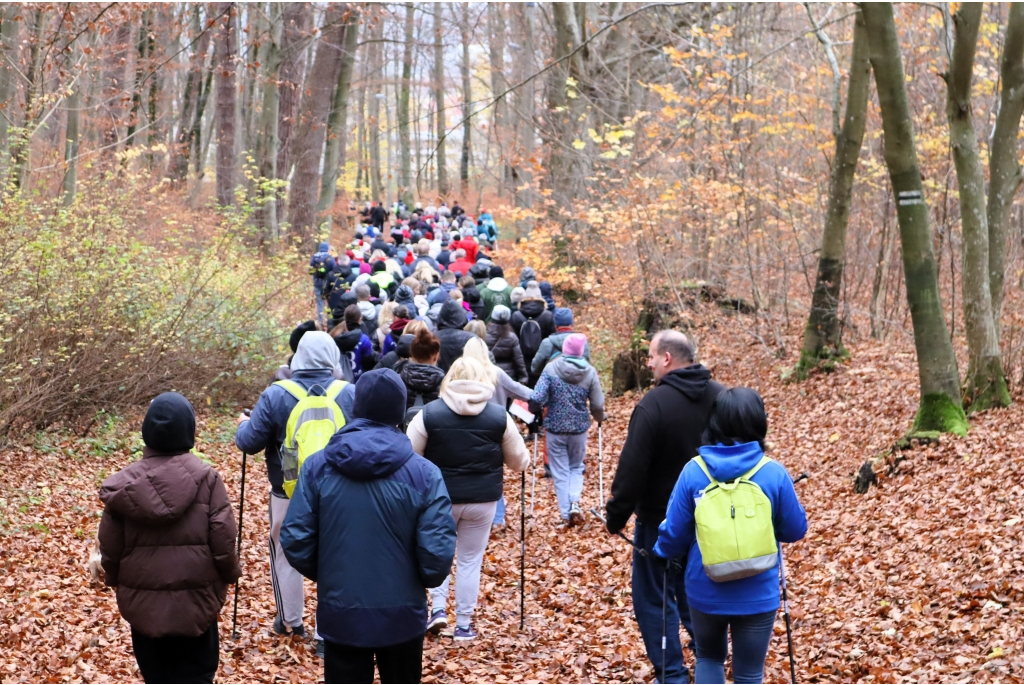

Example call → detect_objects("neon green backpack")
693 455 778 582
274 379 348 498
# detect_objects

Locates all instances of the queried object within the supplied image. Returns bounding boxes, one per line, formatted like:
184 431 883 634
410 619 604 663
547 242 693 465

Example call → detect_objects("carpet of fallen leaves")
2 324 1023 683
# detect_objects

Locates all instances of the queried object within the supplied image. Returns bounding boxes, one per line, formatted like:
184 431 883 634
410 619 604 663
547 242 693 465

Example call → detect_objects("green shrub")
0 178 299 435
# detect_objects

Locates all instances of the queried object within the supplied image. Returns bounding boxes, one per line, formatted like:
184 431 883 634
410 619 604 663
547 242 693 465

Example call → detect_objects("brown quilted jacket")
98 448 240 637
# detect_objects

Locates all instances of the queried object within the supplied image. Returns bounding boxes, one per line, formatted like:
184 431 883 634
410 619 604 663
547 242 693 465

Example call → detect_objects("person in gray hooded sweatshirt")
235 331 355 654
530 333 605 525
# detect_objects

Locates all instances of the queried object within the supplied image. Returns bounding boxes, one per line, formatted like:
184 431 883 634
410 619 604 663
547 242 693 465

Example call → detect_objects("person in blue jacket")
235 332 356 646
654 387 807 685
280 368 456 684
310 242 336 324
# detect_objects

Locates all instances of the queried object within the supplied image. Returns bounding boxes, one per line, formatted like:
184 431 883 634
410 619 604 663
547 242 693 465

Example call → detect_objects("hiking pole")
780 548 797 683
587 508 648 557
232 409 251 641
520 469 526 631
661 565 668 683
530 435 538 517
597 422 604 505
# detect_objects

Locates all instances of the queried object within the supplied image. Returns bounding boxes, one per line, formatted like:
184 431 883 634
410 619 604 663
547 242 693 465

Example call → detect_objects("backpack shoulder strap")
692 455 716 485
739 455 772 481
325 379 349 400
273 379 307 402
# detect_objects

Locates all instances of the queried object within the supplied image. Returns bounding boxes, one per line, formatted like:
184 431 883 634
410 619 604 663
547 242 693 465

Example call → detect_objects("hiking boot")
569 502 583 525
273 616 306 638
453 624 478 642
315 639 325 658
427 610 448 635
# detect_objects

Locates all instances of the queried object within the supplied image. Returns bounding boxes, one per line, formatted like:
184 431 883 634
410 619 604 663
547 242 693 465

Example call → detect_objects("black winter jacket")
486 324 528 384
420 399 507 503
606 365 724 532
434 300 474 372
511 299 556 340
399 362 446 409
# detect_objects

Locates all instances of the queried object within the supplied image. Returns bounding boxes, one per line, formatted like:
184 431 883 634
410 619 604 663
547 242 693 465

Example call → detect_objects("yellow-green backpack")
274 379 348 498
693 455 778 582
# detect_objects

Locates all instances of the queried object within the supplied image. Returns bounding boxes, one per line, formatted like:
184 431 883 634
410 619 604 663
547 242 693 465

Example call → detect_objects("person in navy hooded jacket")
281 368 456 684
654 387 806 685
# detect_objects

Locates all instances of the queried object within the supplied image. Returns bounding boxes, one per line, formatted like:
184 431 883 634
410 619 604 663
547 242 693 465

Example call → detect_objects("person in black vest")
405 357 529 641
605 330 724 684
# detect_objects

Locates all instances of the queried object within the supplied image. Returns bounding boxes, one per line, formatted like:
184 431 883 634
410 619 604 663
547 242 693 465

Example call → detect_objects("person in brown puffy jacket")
99 392 240 684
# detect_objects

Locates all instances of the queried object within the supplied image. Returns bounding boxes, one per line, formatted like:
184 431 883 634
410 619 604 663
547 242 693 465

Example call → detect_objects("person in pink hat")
530 333 605 525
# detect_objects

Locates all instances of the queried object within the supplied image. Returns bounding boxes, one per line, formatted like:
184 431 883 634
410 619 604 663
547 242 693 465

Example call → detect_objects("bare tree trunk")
397 3 415 207
368 16 384 203
944 4 1010 412
62 49 81 206
189 62 214 175
100 21 133 160
287 3 348 241
276 3 312 184
545 2 579 219
433 5 448 197
512 3 536 216
459 3 472 198
168 6 210 183
861 2 967 435
987 3 1024 337
214 2 238 207
0 5 19 180
125 17 149 149
12 10 46 188
796 9 870 378
488 2 511 196
146 13 160 170
256 3 284 241
318 6 360 230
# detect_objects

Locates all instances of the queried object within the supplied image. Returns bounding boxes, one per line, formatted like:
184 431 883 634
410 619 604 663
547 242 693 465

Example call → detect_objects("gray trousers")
429 501 498 628
546 431 587 519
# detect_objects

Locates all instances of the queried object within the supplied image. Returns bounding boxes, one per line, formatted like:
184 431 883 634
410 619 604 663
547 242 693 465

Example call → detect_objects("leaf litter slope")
1 335 1022 683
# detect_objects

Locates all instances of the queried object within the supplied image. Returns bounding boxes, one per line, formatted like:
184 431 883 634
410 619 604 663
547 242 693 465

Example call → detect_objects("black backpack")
519 319 544 359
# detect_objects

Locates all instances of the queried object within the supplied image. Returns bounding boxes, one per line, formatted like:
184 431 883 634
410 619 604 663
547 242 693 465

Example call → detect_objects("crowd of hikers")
94 201 807 684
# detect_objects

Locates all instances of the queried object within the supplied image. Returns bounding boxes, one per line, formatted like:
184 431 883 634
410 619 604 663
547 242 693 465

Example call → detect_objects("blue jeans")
313 284 326 323
493 495 506 525
545 431 587 519
632 519 692 683
690 608 776 684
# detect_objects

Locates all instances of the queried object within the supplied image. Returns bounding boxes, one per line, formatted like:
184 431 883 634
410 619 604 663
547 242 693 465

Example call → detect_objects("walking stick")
519 469 526 630
598 423 604 504
780 546 797 683
662 565 668 683
530 435 538 517
587 508 648 557
231 448 248 640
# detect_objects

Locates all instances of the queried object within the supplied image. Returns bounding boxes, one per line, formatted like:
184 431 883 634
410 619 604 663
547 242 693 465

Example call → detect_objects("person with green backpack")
235 331 356 656
653 387 807 684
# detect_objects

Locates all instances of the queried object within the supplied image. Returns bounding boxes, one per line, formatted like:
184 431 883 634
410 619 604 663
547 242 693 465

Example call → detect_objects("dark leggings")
324 634 424 684
690 608 776 684
130 622 219 684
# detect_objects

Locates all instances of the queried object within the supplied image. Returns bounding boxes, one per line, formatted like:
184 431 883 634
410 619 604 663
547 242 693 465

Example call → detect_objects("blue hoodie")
310 242 336 287
280 419 456 648
653 441 807 615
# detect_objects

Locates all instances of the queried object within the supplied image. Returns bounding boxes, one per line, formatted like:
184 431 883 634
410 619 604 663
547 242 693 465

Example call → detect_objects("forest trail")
2 310 1022 683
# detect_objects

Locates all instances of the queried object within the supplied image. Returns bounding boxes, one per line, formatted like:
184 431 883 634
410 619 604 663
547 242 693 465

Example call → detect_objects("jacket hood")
334 329 364 352
437 299 469 329
440 379 494 415
428 287 449 305
324 419 415 480
317 242 330 253
486 277 509 292
696 441 765 482
292 331 341 372
547 355 592 385
357 300 377 322
100 452 203 524
658 364 712 401
519 299 546 318
396 333 414 358
520 267 536 284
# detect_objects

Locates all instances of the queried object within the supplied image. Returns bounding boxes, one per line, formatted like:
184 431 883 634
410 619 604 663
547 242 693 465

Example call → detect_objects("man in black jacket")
605 330 723 685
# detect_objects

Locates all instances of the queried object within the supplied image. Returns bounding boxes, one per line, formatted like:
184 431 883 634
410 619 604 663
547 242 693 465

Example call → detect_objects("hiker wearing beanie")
519 267 536 289
406 358 529 640
485 305 528 384
99 393 240 684
538 282 557 312
604 330 724 684
654 387 807 685
480 266 513 321
511 282 556 385
530 334 605 524
434 299 475 372
331 305 377 381
281 369 456 684
530 307 591 376
310 242 337 324
236 332 355 650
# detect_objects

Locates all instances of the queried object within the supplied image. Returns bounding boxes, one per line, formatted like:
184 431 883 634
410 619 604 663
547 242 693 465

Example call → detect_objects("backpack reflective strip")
692 455 778 582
